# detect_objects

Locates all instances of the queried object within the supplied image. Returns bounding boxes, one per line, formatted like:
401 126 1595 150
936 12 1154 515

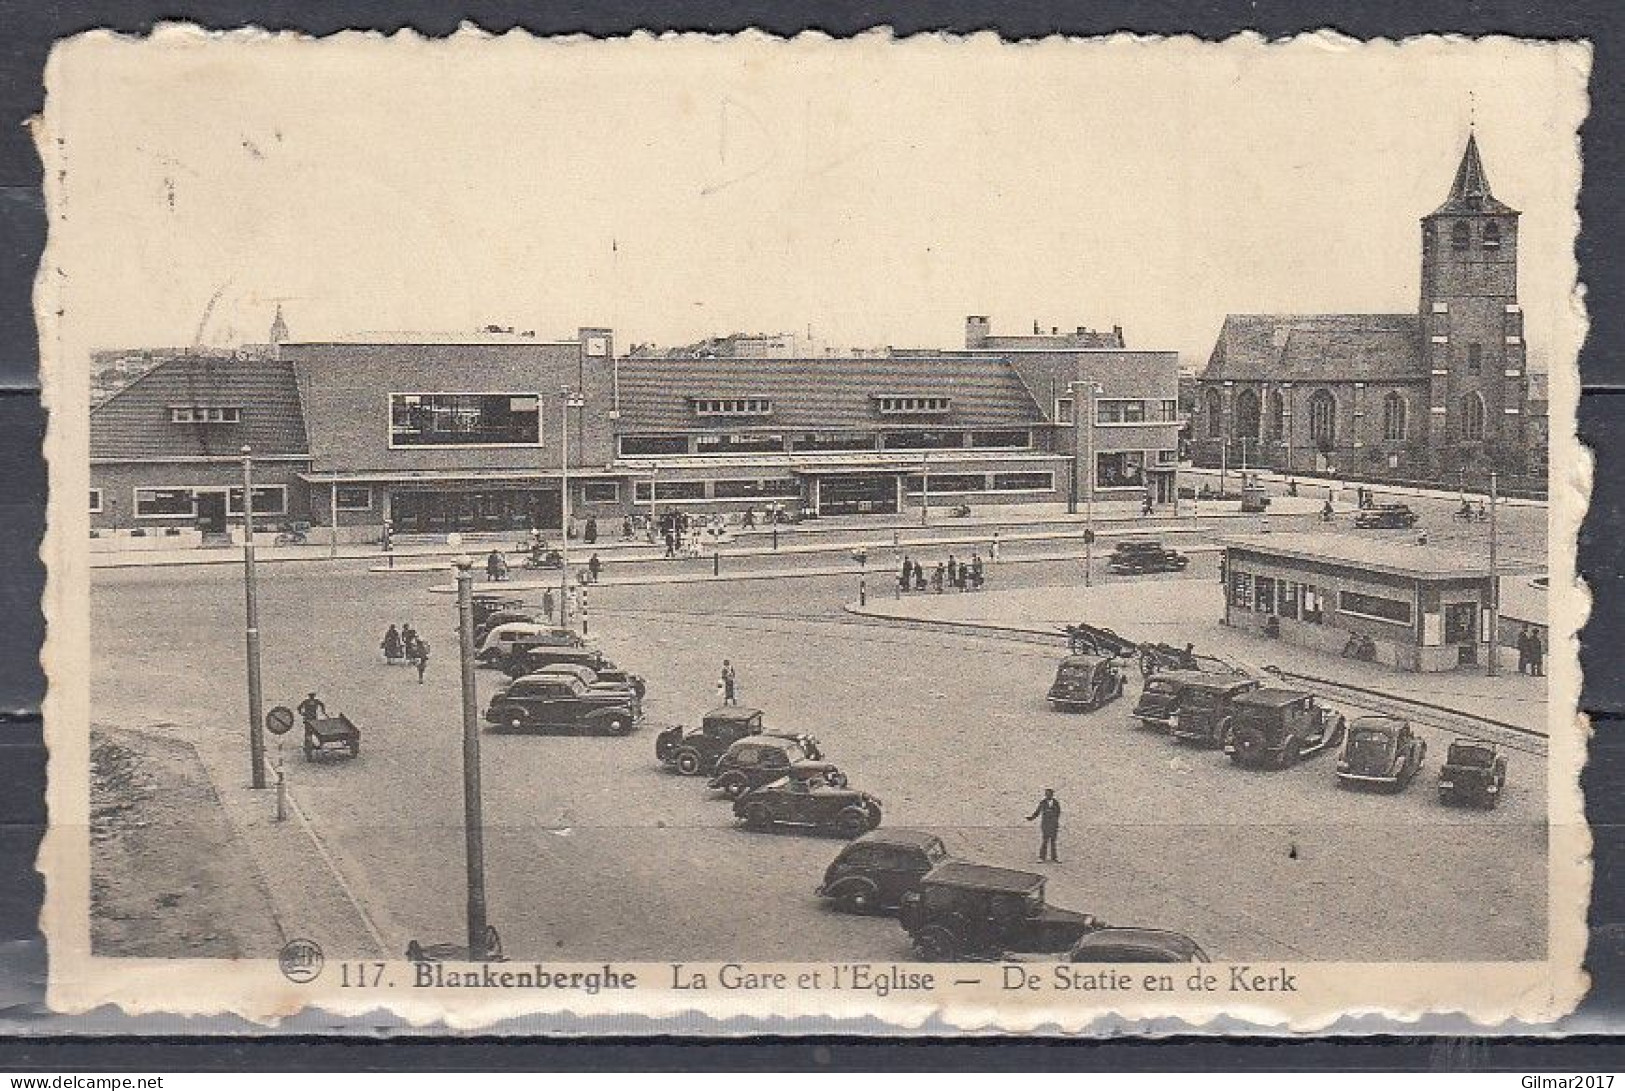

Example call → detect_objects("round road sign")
266 705 296 736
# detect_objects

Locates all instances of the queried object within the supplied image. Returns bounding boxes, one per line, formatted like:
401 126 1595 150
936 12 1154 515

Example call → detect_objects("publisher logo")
279 938 325 984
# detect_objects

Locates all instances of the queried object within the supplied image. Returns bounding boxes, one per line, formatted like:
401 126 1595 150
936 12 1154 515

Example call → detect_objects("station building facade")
89 318 1180 539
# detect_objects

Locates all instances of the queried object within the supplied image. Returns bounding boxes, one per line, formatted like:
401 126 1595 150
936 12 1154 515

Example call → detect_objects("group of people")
898 552 986 594
1516 625 1545 676
379 622 431 683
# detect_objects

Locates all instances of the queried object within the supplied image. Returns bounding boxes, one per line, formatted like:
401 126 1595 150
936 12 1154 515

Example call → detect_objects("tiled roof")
614 356 1044 431
1430 134 1517 217
1201 314 1424 384
90 355 309 460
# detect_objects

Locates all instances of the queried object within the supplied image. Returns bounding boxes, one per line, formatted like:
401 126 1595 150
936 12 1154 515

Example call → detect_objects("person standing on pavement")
401 623 418 659
970 553 984 590
1528 628 1544 677
584 516 598 545
1027 788 1062 863
900 556 913 594
946 555 958 592
721 660 738 705
932 562 945 593
414 639 430 683
541 588 556 625
1516 626 1531 674
588 552 602 583
381 624 404 663
298 692 327 725
990 531 1001 564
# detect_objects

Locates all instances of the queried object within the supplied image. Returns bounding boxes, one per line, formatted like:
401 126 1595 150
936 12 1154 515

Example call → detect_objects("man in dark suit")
1027 788 1062 863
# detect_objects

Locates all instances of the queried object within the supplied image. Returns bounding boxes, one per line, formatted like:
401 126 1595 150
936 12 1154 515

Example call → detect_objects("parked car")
473 608 538 643
898 862 1103 961
471 594 528 632
656 706 769 776
1046 653 1128 712
1239 483 1271 513
1130 670 1260 746
816 829 951 914
732 776 882 838
501 644 611 678
483 674 639 735
475 622 584 663
522 663 644 709
1067 927 1210 963
1354 503 1420 529
1107 540 1189 575
709 734 844 798
1336 715 1427 791
1438 739 1509 808
1223 688 1348 768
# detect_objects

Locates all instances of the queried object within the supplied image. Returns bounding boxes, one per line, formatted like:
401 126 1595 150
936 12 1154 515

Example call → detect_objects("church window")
1233 389 1261 441
1204 389 1222 438
1467 344 1482 375
1308 389 1337 451
1482 221 1501 249
1265 390 1285 442
1382 393 1407 442
1451 221 1470 250
1462 393 1486 442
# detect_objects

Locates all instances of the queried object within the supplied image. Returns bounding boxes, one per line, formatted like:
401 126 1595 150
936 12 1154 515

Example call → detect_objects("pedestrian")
990 531 1001 564
1027 788 1062 863
541 588 556 624
401 623 418 657
1529 628 1544 677
932 562 945 593
1141 492 1154 517
970 553 984 590
414 639 431 683
297 691 327 725
584 516 598 545
946 555 958 591
721 660 738 706
381 624 404 663
588 552 602 583
1516 626 1530 675
900 555 913 593
486 549 506 582
914 565 926 592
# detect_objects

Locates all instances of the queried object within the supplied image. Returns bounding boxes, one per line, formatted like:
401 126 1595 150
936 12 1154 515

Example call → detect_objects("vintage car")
732 776 882 838
898 862 1103 961
1067 927 1210 964
1106 540 1190 576
475 622 585 663
522 663 644 708
1130 670 1260 744
483 674 640 735
501 643 611 678
1336 715 1428 791
1223 687 1348 768
473 608 539 643
656 706 769 775
817 829 951 914
708 734 844 798
1438 739 1509 808
1046 654 1128 712
1354 503 1421 529
471 594 529 631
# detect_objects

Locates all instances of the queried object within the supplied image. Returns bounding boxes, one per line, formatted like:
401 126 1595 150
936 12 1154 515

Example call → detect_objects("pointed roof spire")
1429 133 1516 217
269 304 289 346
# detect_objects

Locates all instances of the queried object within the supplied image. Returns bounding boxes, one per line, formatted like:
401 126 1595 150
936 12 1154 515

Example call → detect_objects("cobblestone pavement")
90 548 1547 964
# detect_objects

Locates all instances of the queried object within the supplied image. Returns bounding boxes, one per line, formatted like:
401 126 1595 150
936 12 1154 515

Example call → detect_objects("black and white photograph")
38 29 1588 1028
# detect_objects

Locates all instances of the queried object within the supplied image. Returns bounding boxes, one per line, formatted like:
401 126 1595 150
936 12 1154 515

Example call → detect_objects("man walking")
720 660 738 705
588 552 602 583
1027 788 1062 863
297 691 327 725
1528 628 1544 678
414 639 431 684
1516 625 1531 674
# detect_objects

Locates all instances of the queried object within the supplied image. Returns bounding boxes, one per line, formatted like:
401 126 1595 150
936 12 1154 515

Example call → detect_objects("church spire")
1429 132 1516 217
269 304 289 346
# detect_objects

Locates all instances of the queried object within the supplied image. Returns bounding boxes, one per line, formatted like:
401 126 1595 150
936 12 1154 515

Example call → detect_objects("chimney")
965 315 991 349
1112 324 1124 345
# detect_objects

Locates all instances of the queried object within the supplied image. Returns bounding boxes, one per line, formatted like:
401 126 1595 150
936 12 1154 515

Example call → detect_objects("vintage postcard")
37 29 1591 1031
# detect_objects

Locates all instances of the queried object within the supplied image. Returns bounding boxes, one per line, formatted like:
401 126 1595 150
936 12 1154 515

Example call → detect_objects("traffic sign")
266 705 296 736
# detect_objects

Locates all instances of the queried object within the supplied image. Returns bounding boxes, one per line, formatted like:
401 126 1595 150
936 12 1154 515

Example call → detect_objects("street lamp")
241 445 267 789
1068 382 1103 586
1487 471 1500 678
453 556 491 960
558 387 586 626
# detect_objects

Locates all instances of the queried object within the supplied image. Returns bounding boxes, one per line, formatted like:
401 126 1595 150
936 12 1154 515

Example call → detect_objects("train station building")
88 316 1180 540
1218 532 1536 673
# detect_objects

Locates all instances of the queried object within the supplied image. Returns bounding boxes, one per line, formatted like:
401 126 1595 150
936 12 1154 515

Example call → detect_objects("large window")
618 434 690 457
133 486 287 519
133 488 195 517
1382 392 1408 442
1229 571 1253 610
712 478 800 499
1204 389 1222 437
1265 390 1285 442
1308 389 1337 450
791 432 875 452
228 486 287 516
1338 590 1413 625
390 393 541 447
1451 221 1471 250
1096 399 1179 425
694 432 785 455
1462 392 1487 441
905 473 986 494
1054 397 1075 425
632 480 705 501
1233 389 1261 440
969 429 1029 449
89 489 103 514
991 471 1053 492
882 430 964 450
335 485 374 511
1095 451 1147 489
582 482 620 503
1482 221 1502 249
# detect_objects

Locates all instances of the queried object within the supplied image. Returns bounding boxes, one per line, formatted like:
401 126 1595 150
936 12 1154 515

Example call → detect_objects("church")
1192 133 1540 487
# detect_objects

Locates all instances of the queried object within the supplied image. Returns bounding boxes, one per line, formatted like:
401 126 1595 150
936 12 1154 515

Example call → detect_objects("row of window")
906 472 1056 494
875 396 951 415
617 430 1032 458
120 486 291 518
390 393 543 447
632 479 800 503
691 398 772 417
1427 219 1504 251
1052 398 1180 426
168 405 243 424
1230 572 1413 627
1095 450 1179 489
1206 388 1493 445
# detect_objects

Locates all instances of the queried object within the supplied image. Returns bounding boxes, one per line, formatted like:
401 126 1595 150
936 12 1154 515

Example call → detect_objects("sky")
42 30 1589 373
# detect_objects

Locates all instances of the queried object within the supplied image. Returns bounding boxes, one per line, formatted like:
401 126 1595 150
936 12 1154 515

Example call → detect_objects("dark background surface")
0 0 1621 1069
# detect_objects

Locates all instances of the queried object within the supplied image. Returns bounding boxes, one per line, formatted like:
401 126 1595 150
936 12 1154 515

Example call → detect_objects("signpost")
265 706 295 820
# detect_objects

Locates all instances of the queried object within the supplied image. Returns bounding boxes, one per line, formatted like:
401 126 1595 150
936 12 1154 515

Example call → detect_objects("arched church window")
1383 392 1407 442
1482 221 1501 250
1265 390 1285 442
1234 389 1261 441
1308 389 1337 451
1204 389 1222 438
1451 221 1471 250
1462 392 1486 442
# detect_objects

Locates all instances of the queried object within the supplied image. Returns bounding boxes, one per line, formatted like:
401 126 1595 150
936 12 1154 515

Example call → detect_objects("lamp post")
1068 382 1103 585
558 387 586 626
328 472 340 561
920 452 930 526
1486 471 1500 678
453 557 490 960
240 446 267 789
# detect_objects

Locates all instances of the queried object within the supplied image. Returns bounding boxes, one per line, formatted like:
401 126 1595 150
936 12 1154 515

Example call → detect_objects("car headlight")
1336 761 1349 771
1439 780 1454 788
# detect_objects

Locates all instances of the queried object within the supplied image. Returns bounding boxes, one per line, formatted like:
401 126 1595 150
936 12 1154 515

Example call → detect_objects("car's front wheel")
675 749 703 776
742 802 773 830
835 808 869 839
505 711 527 731
717 773 749 800
835 882 878 915
912 925 961 962
603 715 630 736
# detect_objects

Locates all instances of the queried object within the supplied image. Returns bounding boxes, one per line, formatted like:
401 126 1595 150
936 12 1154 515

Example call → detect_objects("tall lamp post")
453 557 490 960
241 446 267 789
1068 382 1103 585
1486 471 1500 677
558 387 587 627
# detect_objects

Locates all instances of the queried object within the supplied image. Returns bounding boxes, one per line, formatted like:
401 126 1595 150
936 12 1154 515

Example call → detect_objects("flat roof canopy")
297 469 620 484
1219 532 1539 581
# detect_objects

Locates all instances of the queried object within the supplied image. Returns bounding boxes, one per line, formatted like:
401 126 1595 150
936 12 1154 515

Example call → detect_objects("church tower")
1418 133 1526 457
